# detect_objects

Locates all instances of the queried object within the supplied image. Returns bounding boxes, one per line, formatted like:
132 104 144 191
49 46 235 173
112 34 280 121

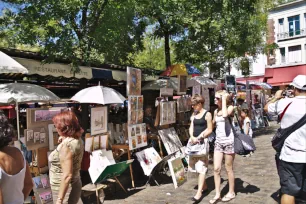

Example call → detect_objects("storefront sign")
14 57 92 79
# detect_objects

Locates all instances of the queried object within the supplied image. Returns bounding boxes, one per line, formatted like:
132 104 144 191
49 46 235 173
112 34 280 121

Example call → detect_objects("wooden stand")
148 134 163 158
111 144 135 188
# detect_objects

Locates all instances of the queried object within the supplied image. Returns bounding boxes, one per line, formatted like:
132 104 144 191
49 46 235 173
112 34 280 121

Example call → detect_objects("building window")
278 18 284 33
288 45 302 63
280 47 286 63
288 15 300 36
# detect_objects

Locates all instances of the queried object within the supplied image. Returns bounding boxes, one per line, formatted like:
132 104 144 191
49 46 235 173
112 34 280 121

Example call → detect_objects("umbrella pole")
16 102 20 139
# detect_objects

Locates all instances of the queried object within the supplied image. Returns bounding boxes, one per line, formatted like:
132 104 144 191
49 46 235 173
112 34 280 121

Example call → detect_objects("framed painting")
158 128 182 155
127 67 141 95
91 107 108 136
168 157 187 188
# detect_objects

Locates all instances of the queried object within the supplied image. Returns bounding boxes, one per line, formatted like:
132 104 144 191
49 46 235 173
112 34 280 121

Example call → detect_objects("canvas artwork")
128 123 147 150
93 136 100 150
192 85 201 96
100 135 108 149
34 132 40 143
85 137 93 152
128 95 144 124
160 102 168 126
48 124 59 150
177 97 185 113
186 97 192 111
127 67 141 95
158 128 183 155
40 175 50 189
26 129 34 141
39 133 46 144
168 157 187 188
178 75 187 94
33 176 43 189
135 147 162 176
91 107 107 136
34 109 61 122
39 191 53 203
160 101 176 125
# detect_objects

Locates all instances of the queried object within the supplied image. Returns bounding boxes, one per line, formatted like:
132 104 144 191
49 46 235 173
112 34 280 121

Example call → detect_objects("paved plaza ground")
84 123 305 204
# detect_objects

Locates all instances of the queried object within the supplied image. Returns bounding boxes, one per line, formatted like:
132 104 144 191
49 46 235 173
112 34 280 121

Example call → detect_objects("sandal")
221 194 236 202
209 197 221 204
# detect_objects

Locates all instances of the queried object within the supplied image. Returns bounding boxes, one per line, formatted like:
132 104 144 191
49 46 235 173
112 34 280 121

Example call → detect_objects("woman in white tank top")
209 91 236 204
0 112 33 204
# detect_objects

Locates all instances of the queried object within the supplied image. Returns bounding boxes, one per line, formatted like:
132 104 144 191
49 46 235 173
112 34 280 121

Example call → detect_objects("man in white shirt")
264 75 306 204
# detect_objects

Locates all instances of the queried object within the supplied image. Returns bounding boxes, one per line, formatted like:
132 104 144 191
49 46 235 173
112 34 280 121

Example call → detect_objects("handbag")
228 118 256 155
185 138 209 156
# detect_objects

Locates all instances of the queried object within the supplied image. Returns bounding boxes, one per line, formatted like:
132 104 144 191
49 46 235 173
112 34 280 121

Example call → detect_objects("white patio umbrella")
0 51 28 74
71 84 126 105
0 82 60 138
142 78 178 91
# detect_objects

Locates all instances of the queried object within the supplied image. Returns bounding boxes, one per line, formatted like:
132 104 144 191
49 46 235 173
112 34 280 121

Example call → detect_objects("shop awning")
236 75 264 84
265 65 306 86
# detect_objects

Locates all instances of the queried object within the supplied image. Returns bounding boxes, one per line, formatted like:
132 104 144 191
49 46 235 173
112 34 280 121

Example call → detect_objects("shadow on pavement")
253 125 278 138
220 178 260 197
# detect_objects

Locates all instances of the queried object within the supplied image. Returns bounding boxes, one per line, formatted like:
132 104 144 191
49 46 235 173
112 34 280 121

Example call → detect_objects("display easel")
111 144 134 188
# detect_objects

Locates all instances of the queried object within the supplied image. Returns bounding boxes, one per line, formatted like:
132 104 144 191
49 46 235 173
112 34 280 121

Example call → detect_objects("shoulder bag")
229 117 256 155
272 102 306 152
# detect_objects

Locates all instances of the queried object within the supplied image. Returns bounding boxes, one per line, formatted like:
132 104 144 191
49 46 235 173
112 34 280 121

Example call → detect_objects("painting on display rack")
168 157 187 188
128 123 147 150
91 107 108 136
135 147 162 176
34 109 61 122
127 67 141 95
160 101 176 126
25 127 49 150
128 95 143 125
158 128 183 155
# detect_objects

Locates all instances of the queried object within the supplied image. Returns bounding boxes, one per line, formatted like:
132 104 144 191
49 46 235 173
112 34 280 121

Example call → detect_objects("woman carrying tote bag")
209 90 236 204
186 95 213 202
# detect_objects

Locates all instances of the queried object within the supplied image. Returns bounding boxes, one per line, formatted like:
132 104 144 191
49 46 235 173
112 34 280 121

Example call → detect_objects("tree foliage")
135 0 186 68
175 0 274 77
0 0 146 72
131 35 177 70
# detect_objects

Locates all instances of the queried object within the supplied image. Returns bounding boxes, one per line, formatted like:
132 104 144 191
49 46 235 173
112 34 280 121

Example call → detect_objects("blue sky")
0 1 18 15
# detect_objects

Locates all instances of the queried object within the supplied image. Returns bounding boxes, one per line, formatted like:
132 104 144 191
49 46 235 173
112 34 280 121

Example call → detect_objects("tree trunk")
164 31 171 68
227 57 231 75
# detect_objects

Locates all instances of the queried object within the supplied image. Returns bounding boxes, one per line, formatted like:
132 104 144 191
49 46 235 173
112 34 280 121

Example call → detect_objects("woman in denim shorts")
209 90 236 204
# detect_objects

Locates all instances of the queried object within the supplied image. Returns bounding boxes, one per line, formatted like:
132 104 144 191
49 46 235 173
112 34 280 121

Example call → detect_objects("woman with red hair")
49 111 84 204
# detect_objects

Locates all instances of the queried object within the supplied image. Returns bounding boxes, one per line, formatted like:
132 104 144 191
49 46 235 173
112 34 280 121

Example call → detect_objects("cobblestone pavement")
99 124 287 204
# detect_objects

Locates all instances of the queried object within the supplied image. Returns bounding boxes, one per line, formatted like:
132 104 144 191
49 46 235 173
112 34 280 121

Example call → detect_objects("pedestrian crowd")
0 75 305 204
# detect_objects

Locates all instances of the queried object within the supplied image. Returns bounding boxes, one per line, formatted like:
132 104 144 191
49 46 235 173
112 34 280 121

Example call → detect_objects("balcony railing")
277 28 306 41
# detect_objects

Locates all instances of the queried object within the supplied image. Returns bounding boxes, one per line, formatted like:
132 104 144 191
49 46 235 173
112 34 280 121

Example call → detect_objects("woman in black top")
189 95 213 202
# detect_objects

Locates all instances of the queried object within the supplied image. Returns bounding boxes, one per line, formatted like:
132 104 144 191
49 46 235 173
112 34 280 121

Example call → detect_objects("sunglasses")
214 97 221 100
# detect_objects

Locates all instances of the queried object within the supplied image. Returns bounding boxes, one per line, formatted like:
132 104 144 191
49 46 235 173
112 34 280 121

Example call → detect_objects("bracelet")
57 198 63 203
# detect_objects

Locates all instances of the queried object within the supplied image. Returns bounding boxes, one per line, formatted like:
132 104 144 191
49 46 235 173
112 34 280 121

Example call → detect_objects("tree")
131 35 177 70
135 0 186 68
0 0 146 72
175 0 275 77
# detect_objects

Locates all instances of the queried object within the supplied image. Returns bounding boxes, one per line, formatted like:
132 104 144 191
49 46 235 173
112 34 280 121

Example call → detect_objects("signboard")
160 88 174 97
225 75 236 93
14 57 92 79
